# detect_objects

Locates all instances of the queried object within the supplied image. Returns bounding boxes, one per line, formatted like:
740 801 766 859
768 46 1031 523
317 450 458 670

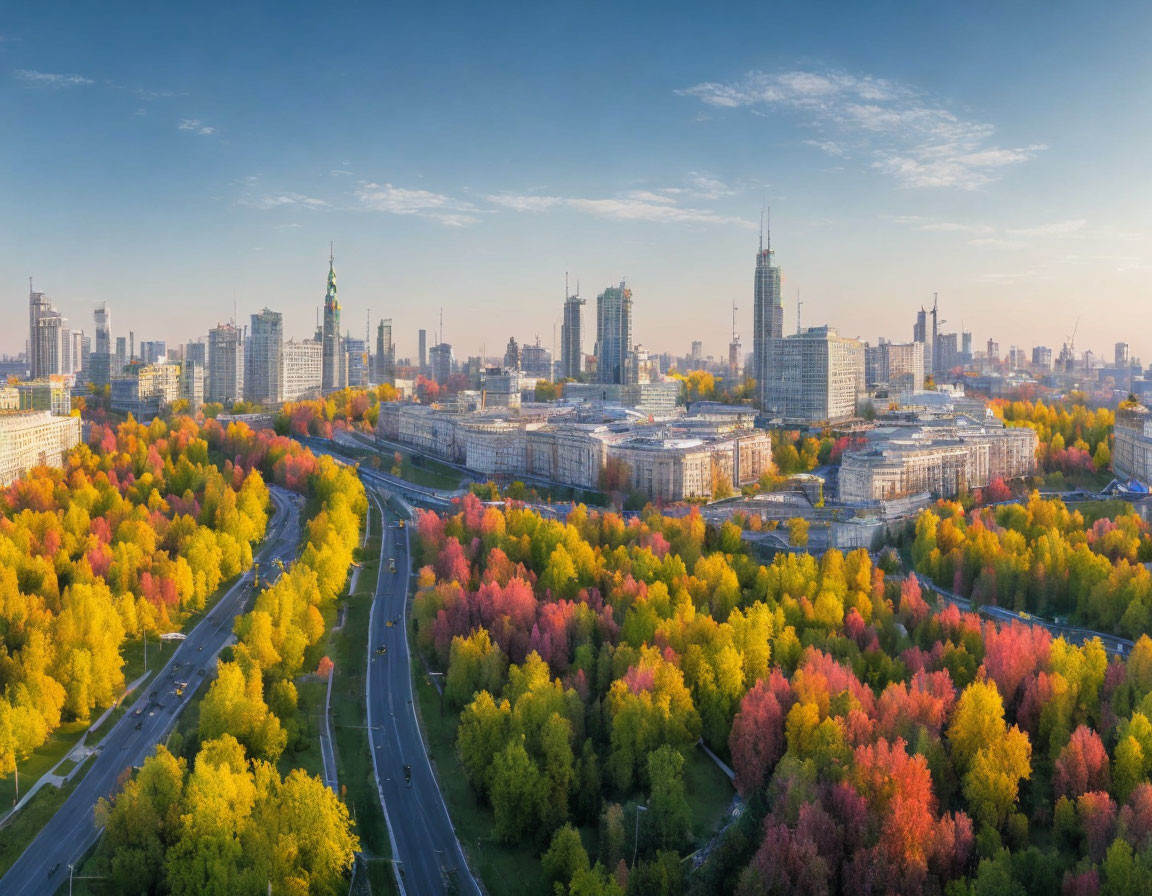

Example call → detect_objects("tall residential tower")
321 247 343 392
753 214 783 412
594 281 634 385
561 287 585 380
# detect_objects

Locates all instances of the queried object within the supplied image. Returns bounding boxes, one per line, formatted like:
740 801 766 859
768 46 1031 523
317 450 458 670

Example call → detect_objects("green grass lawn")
685 749 736 845
0 754 94 881
412 657 550 896
0 720 88 813
326 503 399 896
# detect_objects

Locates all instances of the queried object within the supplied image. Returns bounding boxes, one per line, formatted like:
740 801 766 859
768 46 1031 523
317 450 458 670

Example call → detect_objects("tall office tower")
912 308 933 376
874 341 925 392
1008 346 1027 370
283 339 323 400
89 302 113 387
140 340 167 365
770 326 865 423
1117 342 1131 368
961 331 973 363
561 291 585 380
936 333 959 373
595 281 634 385
94 303 111 354
986 339 1000 363
345 336 367 389
375 318 395 385
521 340 552 380
504 337 521 370
245 308 284 405
186 340 207 367
321 247 343 392
29 285 65 379
429 342 454 384
61 327 73 375
1032 346 1053 371
129 331 135 363
691 340 703 362
114 337 128 374
207 323 245 405
753 216 783 411
418 329 428 376
70 331 89 378
180 361 205 411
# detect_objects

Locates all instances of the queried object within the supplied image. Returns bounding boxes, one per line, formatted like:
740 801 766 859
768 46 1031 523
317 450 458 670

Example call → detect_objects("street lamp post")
632 804 648 869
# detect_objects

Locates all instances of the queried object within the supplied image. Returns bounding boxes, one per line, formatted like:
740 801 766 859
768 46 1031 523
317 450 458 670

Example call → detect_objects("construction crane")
1066 316 1080 356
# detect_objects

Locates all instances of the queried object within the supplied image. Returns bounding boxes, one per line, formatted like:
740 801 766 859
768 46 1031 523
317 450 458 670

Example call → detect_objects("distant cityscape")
7 219 1152 505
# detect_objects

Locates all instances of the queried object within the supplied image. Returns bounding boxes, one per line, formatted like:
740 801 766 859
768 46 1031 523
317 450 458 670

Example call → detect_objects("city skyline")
6 2 1152 362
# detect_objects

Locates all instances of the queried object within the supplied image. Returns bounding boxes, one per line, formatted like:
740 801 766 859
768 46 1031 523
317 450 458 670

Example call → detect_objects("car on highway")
388 558 397 573
134 707 143 716
403 764 411 786
135 721 143 730
376 645 388 656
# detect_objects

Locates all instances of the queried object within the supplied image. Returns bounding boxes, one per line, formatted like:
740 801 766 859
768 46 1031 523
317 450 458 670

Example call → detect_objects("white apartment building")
283 339 322 402
0 411 82 486
839 421 1038 502
207 324 244 406
1115 405 1152 485
379 401 773 500
769 326 864 423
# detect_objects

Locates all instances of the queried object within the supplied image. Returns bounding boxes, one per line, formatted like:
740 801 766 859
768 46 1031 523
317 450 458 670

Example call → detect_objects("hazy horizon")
5 1 1152 365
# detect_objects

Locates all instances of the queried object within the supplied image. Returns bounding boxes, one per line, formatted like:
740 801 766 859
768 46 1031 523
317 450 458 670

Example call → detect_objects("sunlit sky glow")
5 1 1152 364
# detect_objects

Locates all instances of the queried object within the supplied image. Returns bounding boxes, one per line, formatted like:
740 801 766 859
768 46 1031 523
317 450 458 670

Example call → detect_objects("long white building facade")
839 418 1038 503
0 411 82 486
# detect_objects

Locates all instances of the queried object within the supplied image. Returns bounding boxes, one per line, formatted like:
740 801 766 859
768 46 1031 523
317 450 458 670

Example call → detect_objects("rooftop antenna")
440 307 444 346
329 241 334 265
759 206 764 253
731 300 738 341
796 290 803 334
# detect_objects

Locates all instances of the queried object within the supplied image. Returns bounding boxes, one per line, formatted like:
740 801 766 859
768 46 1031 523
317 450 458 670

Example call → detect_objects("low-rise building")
0 411 82 485
377 400 772 500
110 363 181 421
839 418 1037 502
1115 404 1152 486
17 376 71 416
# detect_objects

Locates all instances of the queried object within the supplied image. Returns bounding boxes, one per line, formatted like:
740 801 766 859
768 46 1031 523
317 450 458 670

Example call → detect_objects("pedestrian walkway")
0 670 153 827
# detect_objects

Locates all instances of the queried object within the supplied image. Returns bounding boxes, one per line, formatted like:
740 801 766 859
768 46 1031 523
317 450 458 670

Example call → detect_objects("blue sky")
4 1 1152 364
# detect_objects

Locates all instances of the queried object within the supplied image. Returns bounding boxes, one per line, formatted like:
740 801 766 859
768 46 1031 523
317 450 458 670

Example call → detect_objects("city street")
364 487 482 896
0 486 303 896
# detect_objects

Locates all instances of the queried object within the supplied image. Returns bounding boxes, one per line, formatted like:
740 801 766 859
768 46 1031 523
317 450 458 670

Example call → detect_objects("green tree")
543 824 591 889
490 739 543 843
647 746 690 852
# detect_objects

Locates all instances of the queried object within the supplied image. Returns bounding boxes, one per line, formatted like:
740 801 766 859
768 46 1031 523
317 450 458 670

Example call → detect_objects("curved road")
0 486 303 896
364 485 482 896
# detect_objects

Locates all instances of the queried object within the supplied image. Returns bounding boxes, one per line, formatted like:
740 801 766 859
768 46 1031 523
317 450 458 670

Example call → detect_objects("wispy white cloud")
355 182 478 226
804 139 848 157
1006 219 1087 236
486 189 752 227
679 69 1044 190
15 69 93 87
178 118 215 135
240 192 330 210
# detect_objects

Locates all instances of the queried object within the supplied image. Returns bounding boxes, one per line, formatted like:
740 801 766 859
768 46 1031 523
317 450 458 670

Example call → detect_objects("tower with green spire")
321 243 343 391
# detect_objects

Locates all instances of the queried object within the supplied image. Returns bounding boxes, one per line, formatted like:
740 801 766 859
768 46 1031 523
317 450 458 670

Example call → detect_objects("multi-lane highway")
364 487 482 896
914 571 1136 657
0 486 303 896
